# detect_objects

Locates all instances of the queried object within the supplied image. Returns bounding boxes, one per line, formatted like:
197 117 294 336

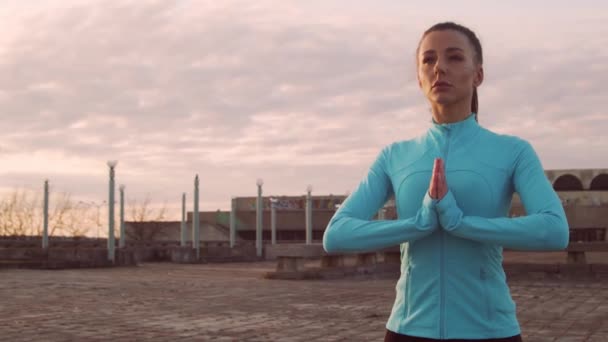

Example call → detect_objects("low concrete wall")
204 245 259 262
504 263 608 280
0 239 305 268
0 247 136 269
170 247 198 263
169 245 261 263
0 237 106 249
264 243 326 260
264 243 400 261
0 237 239 249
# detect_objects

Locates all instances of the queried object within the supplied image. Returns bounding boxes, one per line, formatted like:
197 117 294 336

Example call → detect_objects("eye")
422 56 435 64
449 55 464 61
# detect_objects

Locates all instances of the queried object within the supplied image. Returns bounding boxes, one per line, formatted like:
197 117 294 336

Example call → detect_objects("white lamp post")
270 197 278 245
119 184 125 248
306 184 313 244
256 178 263 257
107 160 118 263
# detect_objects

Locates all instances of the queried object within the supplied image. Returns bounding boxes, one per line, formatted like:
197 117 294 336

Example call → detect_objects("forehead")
419 30 472 54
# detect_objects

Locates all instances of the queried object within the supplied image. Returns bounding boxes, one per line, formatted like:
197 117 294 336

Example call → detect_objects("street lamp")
270 197 278 245
230 196 237 248
43 179 49 249
107 160 118 263
256 178 263 257
181 192 187 247
306 184 313 244
119 184 125 248
193 175 200 260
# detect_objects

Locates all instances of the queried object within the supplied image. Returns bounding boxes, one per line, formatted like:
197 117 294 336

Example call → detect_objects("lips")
432 81 452 88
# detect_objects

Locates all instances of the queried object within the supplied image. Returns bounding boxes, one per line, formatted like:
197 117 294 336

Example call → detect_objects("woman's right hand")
429 158 447 200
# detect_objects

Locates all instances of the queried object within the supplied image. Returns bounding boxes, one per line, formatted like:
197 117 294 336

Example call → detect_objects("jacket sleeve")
323 144 439 254
437 139 569 250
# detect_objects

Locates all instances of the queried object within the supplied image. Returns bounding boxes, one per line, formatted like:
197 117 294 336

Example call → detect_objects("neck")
430 101 472 124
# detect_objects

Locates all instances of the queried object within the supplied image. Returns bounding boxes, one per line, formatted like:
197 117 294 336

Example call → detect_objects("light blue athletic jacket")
322 113 569 339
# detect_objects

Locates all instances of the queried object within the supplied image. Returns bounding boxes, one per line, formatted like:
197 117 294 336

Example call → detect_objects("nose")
434 57 447 74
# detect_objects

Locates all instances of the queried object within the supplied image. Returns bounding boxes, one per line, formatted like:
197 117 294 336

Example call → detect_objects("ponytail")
472 87 478 121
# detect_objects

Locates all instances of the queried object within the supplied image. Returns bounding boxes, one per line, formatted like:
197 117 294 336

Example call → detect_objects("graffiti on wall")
238 197 344 211
271 198 303 210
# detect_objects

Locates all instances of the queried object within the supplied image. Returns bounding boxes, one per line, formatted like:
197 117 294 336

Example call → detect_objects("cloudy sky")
1 0 606 218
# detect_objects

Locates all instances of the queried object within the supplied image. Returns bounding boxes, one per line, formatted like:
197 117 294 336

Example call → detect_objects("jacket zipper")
440 128 450 339
440 229 445 339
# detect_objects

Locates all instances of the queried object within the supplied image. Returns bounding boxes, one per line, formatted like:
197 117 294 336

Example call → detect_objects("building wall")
510 191 608 229
233 210 336 231
124 221 233 242
235 195 346 211
545 169 608 190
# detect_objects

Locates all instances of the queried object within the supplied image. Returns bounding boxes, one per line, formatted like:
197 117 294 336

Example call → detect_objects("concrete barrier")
264 243 401 279
566 242 608 264
169 245 262 263
0 247 136 269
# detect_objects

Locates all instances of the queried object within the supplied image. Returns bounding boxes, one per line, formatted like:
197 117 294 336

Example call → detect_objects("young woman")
322 22 569 341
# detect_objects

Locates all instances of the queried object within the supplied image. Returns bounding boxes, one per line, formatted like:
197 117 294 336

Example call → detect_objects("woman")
322 22 569 341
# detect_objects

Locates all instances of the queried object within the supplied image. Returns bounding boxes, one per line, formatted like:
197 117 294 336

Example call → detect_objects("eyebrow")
422 47 465 55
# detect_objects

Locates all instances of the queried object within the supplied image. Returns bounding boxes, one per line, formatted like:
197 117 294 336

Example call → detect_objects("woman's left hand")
429 158 448 201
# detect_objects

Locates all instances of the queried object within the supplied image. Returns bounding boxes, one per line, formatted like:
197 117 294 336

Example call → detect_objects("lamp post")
119 184 125 248
181 193 187 247
230 197 236 248
107 160 117 263
306 184 312 244
256 178 263 257
270 197 277 245
193 175 200 260
42 179 49 249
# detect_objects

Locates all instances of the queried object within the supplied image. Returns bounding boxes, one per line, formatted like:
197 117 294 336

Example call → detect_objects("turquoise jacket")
322 113 569 339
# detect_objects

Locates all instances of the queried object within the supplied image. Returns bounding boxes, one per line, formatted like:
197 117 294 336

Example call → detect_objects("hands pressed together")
429 158 447 201
419 157 463 232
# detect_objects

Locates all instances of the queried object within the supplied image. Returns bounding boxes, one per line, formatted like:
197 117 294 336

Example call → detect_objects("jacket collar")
427 112 480 144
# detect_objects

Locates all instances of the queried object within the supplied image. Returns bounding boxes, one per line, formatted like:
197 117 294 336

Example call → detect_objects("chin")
430 94 456 106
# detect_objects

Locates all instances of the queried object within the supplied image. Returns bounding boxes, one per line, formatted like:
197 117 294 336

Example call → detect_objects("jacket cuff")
423 190 439 209
415 191 439 231
436 190 463 231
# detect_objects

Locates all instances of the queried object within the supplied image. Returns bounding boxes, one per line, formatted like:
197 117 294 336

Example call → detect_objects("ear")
417 72 422 89
474 65 484 87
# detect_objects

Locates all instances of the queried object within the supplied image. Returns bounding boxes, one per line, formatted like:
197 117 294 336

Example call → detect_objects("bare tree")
86 201 106 239
23 190 42 236
64 201 92 237
125 194 168 241
0 189 41 236
0 188 96 238
48 192 73 237
0 188 175 239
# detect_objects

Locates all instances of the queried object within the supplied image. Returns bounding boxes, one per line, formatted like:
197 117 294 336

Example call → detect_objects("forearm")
323 194 437 253
437 191 569 250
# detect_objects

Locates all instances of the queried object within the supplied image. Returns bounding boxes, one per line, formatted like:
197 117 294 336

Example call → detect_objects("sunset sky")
1 0 606 218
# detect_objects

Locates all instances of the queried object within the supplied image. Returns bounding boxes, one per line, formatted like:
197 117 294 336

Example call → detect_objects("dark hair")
417 22 483 119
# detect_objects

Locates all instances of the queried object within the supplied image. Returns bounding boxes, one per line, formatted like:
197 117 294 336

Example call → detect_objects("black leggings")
384 330 523 342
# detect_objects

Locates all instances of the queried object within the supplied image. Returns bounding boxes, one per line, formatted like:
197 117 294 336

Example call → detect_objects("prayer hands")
429 158 447 201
